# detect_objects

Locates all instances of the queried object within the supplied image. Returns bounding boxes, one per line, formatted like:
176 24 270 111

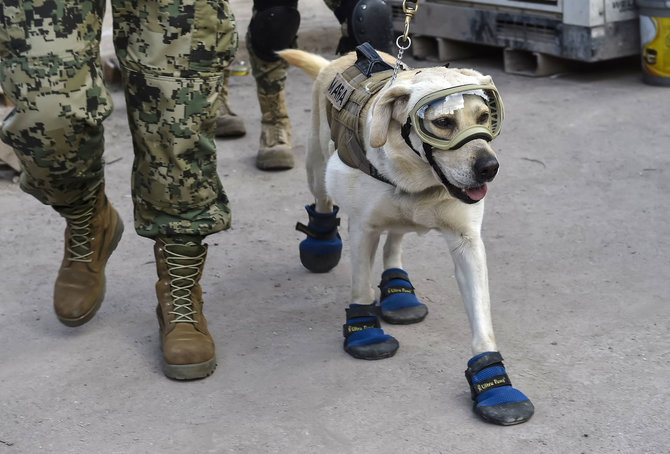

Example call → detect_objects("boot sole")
256 150 294 170
256 159 294 170
215 125 246 138
163 356 217 380
57 213 124 327
215 115 246 138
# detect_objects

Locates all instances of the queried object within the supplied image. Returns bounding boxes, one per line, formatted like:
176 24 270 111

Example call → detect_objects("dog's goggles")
408 84 504 151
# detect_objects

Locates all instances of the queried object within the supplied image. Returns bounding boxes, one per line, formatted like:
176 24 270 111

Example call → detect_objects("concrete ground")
1 2 669 453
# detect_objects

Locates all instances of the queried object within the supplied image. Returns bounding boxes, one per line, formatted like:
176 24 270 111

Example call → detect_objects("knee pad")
334 0 394 55
250 0 301 62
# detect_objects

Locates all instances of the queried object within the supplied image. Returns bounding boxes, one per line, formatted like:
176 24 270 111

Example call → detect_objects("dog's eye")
477 112 490 125
431 117 456 130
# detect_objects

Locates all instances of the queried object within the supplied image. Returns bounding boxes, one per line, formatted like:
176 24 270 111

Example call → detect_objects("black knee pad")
250 0 301 62
334 0 393 55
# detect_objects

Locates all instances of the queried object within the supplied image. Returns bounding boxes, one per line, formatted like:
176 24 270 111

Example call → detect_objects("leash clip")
390 0 418 86
401 0 419 43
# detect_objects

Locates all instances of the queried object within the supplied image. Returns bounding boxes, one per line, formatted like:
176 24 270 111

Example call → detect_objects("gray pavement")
1 2 669 453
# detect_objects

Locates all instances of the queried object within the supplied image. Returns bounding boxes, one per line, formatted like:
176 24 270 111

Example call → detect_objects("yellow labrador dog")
284 45 533 426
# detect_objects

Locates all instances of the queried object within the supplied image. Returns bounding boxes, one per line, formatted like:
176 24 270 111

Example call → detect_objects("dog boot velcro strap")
465 352 534 426
343 303 399 360
378 268 428 325
297 204 342 273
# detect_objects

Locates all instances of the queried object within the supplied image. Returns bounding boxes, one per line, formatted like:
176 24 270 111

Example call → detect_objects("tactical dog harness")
325 43 399 185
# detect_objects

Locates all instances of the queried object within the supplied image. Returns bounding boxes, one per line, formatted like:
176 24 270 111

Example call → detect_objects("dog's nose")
474 156 499 183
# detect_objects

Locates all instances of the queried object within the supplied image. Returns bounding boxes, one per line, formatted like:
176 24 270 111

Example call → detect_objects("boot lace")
164 243 206 324
62 200 96 263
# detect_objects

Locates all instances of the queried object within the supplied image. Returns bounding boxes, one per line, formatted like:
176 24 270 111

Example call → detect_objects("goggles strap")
423 144 454 192
401 118 422 157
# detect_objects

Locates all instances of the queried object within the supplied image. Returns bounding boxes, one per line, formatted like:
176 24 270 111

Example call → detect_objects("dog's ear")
369 85 411 148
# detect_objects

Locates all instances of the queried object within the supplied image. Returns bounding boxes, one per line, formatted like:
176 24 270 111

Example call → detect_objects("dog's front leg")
444 229 535 425
382 232 404 269
443 230 497 354
348 223 381 305
342 223 400 361
343 224 399 360
378 231 429 324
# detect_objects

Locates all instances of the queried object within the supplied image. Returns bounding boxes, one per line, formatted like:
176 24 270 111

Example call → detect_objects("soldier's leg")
0 0 124 326
113 0 238 380
247 0 300 170
214 68 246 138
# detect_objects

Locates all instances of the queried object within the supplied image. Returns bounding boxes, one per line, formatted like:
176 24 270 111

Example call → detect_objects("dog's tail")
277 49 330 80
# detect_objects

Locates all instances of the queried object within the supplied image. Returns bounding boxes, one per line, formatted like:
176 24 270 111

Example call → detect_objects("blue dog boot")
465 351 534 426
343 303 399 360
378 268 428 324
296 204 342 273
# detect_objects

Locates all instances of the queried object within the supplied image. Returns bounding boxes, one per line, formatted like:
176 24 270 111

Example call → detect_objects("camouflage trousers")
247 0 342 96
0 0 238 238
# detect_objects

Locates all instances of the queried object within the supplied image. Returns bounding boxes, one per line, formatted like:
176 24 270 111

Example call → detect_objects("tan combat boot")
256 90 294 170
54 185 124 326
154 239 216 380
215 70 246 138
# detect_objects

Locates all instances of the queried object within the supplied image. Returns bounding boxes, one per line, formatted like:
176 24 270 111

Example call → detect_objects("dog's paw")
296 204 342 273
343 303 399 360
378 268 428 324
465 352 534 426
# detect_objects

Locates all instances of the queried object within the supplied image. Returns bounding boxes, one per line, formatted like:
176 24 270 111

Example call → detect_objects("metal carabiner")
401 0 419 43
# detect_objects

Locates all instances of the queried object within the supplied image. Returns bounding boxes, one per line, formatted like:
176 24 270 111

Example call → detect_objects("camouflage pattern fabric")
0 0 238 238
247 0 342 96
0 0 110 208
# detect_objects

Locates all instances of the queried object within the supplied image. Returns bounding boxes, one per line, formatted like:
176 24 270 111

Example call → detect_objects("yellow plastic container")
638 1 670 85
229 61 249 77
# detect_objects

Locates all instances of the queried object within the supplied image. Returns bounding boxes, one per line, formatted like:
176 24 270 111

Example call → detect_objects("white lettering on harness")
326 73 355 111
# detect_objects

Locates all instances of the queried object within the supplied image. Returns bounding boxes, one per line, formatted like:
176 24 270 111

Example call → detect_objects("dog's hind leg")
305 137 334 214
443 230 534 426
296 128 342 273
305 91 334 214
296 88 343 273
377 232 429 324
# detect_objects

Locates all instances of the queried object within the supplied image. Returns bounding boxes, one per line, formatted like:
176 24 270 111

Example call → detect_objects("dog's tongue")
464 184 487 201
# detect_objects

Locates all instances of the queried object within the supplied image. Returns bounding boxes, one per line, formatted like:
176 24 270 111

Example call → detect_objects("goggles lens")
410 84 503 150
